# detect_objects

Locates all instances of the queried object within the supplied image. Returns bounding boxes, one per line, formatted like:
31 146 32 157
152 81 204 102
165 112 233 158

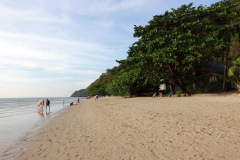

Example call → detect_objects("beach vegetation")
113 2 225 94
228 57 240 91
86 67 119 96
72 0 240 97
213 0 240 91
106 67 160 96
175 89 183 95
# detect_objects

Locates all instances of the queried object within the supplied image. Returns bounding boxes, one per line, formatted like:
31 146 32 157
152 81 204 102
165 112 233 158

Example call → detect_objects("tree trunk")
237 83 240 92
175 80 190 94
169 83 173 93
167 65 190 94
222 52 229 92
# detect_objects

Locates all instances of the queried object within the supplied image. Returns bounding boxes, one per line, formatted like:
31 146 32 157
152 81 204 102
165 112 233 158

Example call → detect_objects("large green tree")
213 0 240 91
86 1 240 97
127 3 223 94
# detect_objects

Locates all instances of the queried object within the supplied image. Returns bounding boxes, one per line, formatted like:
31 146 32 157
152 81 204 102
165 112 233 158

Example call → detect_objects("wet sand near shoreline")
14 95 240 160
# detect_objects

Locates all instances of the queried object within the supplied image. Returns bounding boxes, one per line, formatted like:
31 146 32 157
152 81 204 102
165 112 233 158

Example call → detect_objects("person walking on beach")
46 99 50 113
77 98 80 103
94 95 98 101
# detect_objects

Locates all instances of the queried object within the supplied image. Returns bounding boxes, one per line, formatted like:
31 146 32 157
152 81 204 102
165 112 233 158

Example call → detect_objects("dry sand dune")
15 95 240 160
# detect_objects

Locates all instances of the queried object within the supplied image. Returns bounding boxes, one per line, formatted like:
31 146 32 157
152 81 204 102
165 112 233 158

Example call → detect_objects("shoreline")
1 101 73 160
10 95 240 159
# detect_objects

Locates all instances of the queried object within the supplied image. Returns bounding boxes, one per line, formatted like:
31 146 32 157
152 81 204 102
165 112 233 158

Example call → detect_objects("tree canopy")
121 3 227 93
73 0 240 97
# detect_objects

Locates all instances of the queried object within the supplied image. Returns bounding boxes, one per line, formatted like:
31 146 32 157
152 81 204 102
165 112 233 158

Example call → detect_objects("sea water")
0 97 83 159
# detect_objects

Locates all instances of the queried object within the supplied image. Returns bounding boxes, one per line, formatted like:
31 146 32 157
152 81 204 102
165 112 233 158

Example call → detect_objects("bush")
175 89 183 94
208 81 222 93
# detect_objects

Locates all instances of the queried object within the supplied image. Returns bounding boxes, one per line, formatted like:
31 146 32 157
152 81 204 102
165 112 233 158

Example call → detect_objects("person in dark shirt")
46 99 50 112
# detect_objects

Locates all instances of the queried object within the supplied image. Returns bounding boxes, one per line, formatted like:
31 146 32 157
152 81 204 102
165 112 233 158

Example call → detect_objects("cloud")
0 30 118 68
0 1 68 24
45 0 160 16
0 28 115 97
0 0 220 97
0 0 149 24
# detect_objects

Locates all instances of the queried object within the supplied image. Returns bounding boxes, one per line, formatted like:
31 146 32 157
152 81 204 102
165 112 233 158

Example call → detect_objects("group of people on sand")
68 96 99 105
152 93 163 98
152 92 191 97
85 95 99 101
70 98 81 106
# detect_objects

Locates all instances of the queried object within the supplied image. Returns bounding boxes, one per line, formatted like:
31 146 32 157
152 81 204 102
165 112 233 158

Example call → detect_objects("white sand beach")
14 95 240 160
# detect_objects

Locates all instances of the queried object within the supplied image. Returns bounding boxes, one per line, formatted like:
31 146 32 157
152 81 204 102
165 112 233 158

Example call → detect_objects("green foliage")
106 67 160 96
208 81 222 92
215 0 240 51
126 3 227 94
192 87 209 94
106 72 132 96
212 0 240 91
86 67 119 96
228 57 240 85
175 89 183 94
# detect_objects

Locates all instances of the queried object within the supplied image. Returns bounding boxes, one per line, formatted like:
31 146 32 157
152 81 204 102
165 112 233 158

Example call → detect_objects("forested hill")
70 79 98 97
70 89 86 97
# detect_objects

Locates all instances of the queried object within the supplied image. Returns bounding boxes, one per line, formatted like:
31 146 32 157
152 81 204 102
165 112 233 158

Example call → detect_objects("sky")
0 0 220 98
